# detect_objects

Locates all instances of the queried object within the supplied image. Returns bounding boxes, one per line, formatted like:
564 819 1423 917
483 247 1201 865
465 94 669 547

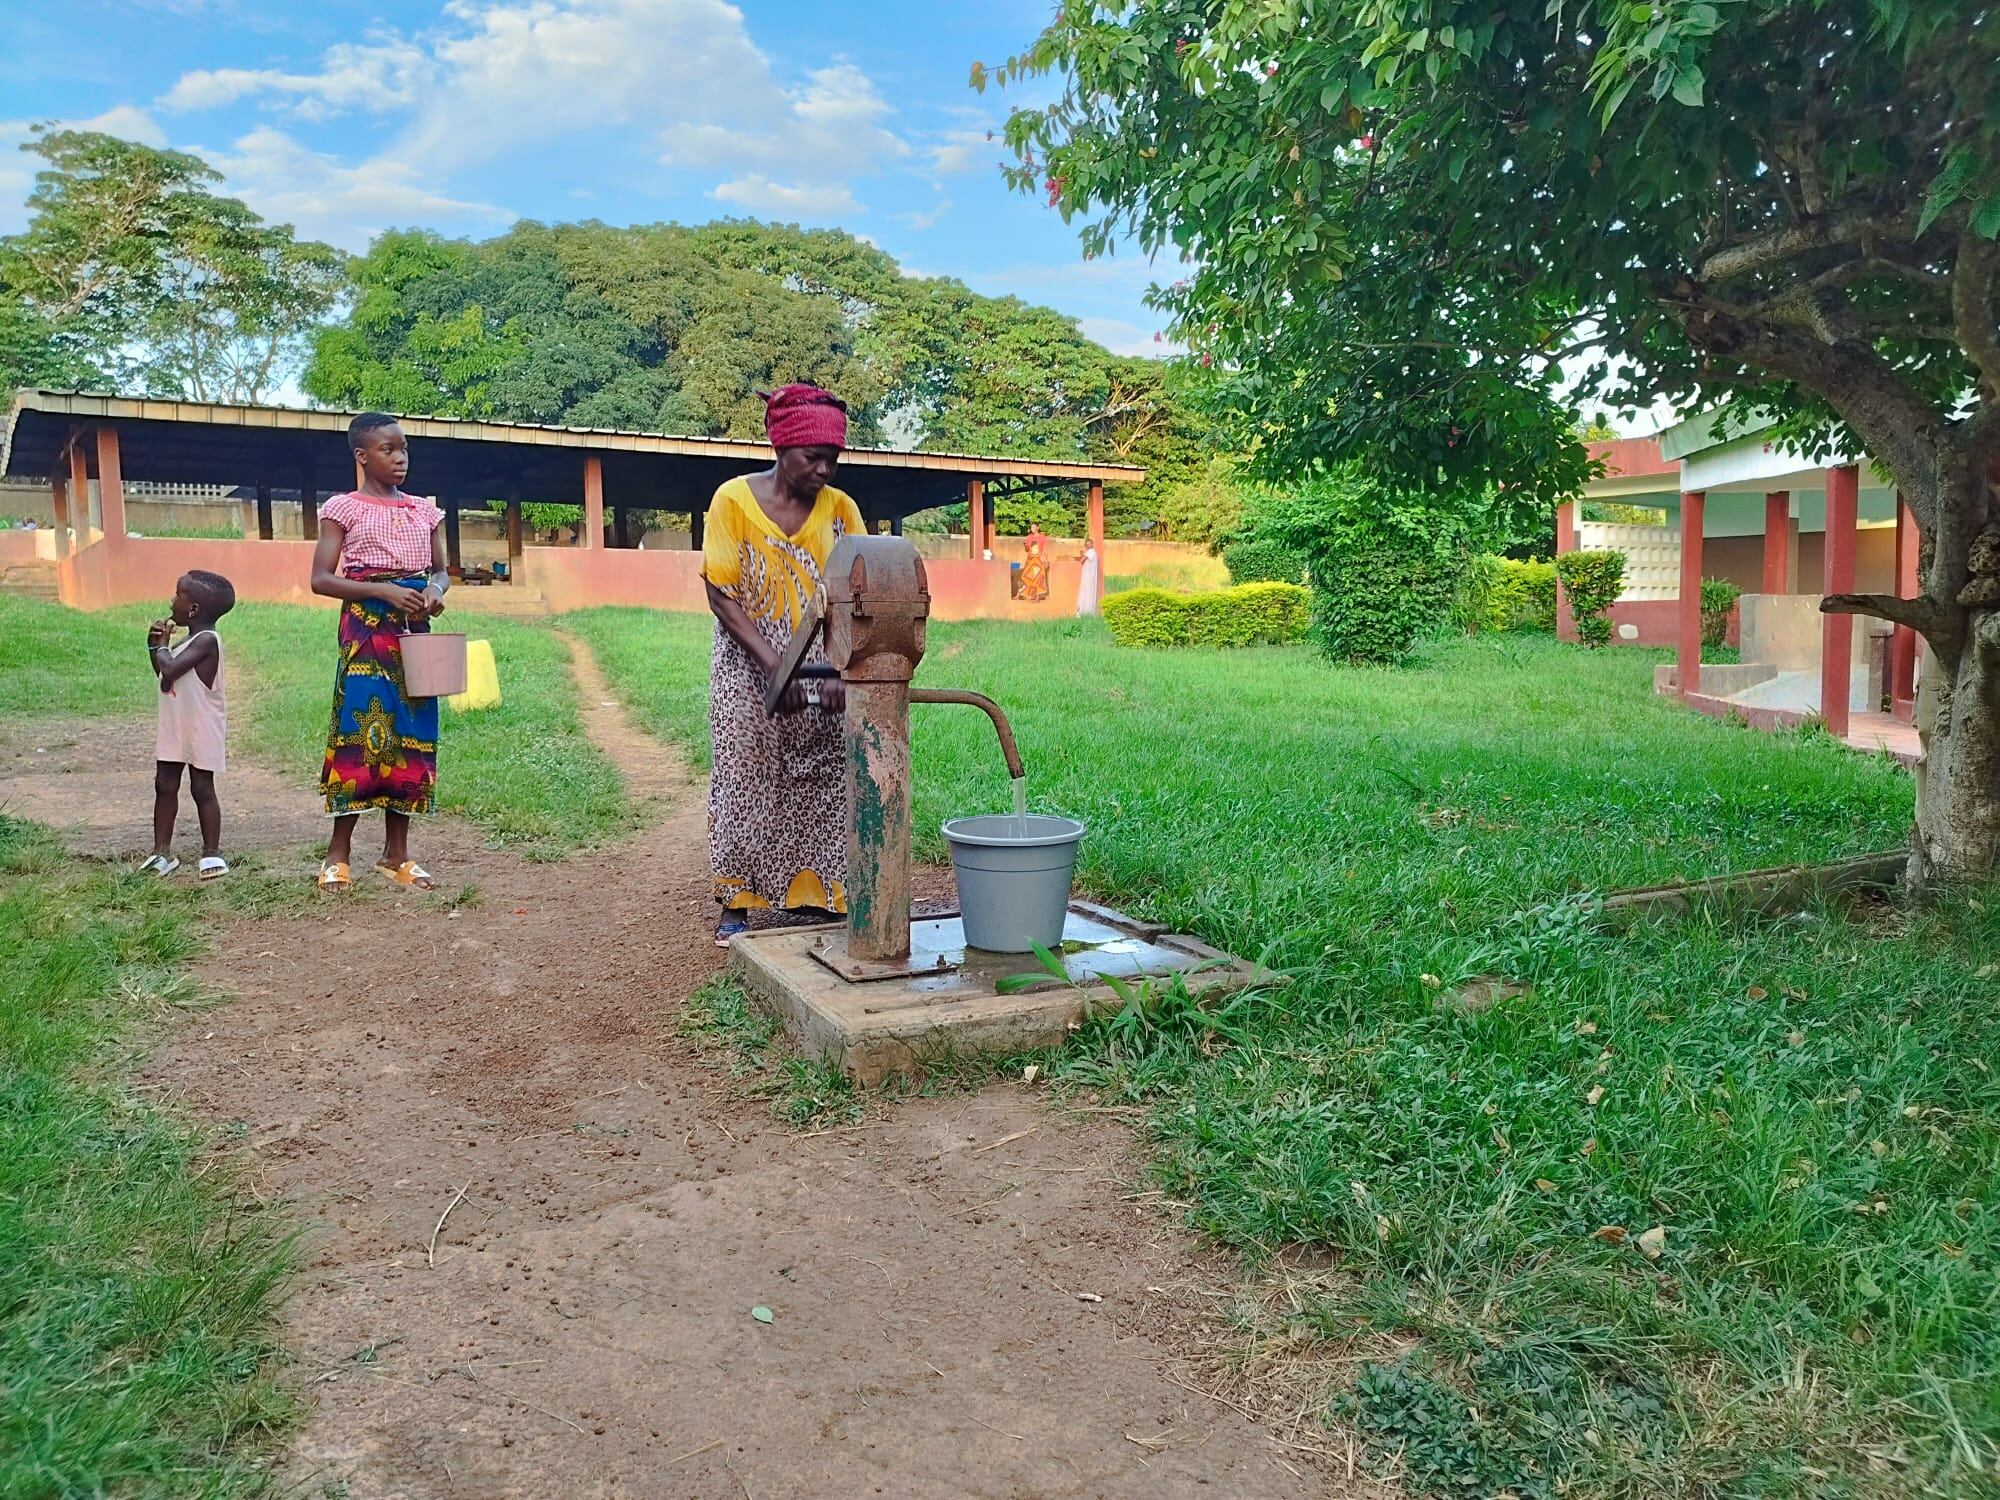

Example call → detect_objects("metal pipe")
910 689 1024 780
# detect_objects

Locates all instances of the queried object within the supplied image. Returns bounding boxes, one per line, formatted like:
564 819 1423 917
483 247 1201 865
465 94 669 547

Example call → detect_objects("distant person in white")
1077 544 1100 616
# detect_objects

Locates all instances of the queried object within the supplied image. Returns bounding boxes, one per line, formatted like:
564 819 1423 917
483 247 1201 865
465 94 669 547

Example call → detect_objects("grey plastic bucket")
942 814 1087 953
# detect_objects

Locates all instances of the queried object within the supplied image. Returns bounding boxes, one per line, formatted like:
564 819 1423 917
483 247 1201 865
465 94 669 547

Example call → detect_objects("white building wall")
1576 521 1679 601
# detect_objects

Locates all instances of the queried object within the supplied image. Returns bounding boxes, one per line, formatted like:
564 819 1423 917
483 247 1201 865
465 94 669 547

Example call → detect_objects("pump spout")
911 689 1024 780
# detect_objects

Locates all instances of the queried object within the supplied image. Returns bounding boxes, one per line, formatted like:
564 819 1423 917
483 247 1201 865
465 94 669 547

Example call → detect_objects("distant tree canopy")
302 220 1211 535
0 130 341 404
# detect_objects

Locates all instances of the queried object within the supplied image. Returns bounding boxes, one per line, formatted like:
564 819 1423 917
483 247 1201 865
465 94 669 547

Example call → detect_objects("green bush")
1700 576 1742 649
1555 549 1626 648
1310 541 1464 664
1451 552 1501 636
1101 587 1191 647
1222 536 1310 586
1186 581 1311 647
1488 557 1558 633
1103 582 1309 650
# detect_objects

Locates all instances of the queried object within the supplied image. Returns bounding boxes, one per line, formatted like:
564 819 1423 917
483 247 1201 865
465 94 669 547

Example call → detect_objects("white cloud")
199 126 512 250
925 127 1000 177
894 199 952 231
152 0 909 213
712 175 858 219
76 106 170 147
1077 316 1172 358
159 40 431 121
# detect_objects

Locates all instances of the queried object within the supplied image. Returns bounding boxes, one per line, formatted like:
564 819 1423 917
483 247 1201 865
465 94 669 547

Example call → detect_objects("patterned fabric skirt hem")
321 572 440 818
715 870 848 913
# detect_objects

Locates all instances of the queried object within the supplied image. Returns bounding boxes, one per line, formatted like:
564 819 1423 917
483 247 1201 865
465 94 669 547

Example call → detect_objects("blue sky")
0 0 1173 355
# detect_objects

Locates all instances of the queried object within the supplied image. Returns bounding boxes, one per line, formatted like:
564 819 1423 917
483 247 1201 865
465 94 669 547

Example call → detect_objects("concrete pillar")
582 455 604 548
1762 491 1791 593
68 439 93 540
255 482 274 540
613 507 630 549
1821 464 1859 738
505 497 524 584
1677 490 1705 697
94 426 126 540
300 469 318 542
1553 499 1578 638
444 499 462 570
1890 492 1919 717
1087 480 1106 605
968 478 986 559
49 472 70 555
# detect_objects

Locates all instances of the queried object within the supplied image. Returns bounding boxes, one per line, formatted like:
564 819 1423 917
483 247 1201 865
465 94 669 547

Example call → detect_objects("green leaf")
751 1305 774 1323
1671 66 1705 107
1919 149 1982 236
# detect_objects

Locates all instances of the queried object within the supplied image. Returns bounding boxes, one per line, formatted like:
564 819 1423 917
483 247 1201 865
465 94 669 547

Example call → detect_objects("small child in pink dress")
142 569 235 879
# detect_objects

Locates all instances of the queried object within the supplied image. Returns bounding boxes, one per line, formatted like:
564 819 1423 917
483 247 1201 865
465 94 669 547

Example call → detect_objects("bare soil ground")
5 639 1365 1499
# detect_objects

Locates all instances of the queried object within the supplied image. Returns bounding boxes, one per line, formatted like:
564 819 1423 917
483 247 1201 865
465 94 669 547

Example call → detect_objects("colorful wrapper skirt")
321 572 439 817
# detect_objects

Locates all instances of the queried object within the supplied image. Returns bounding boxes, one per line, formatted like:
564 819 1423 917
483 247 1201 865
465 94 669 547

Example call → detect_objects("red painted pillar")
68 439 92 538
1087 480 1106 604
1553 501 1578 639
1821 464 1859 738
49 472 70 554
582 455 605 548
1677 490 1705 697
1762 491 1791 593
94 426 127 541
968 478 986 559
1890 493 1920 717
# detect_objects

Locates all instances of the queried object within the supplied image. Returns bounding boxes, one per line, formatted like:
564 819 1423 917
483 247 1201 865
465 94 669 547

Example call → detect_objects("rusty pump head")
767 535 1023 977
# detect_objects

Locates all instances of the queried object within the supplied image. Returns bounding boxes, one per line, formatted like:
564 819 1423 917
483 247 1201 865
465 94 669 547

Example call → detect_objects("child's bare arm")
154 630 217 689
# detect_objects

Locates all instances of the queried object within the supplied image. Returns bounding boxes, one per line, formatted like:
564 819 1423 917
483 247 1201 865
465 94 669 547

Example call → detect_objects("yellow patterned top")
700 476 865 640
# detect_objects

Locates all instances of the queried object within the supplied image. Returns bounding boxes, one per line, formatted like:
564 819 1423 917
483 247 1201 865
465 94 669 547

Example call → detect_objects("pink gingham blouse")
321 491 442 575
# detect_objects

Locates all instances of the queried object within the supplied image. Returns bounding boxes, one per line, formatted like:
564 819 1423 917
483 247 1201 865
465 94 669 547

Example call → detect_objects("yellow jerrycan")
447 638 502 713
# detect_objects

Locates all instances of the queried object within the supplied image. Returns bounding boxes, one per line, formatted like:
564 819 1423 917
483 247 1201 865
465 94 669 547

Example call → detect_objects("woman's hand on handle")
376 582 430 615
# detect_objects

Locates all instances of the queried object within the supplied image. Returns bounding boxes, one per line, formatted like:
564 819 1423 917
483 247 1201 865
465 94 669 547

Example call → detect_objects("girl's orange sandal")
376 860 439 891
317 861 352 891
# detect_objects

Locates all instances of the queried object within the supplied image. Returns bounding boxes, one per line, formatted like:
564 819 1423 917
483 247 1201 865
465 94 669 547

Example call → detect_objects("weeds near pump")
678 975 862 1129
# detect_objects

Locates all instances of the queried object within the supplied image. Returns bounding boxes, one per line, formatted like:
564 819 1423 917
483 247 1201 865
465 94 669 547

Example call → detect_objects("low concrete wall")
1559 597 1741 648
50 530 1101 623
1744 592 1880 668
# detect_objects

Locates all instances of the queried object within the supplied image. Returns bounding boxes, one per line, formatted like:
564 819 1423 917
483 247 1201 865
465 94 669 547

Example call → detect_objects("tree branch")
1953 233 2000 401
1700 206 1916 284
1821 592 1948 634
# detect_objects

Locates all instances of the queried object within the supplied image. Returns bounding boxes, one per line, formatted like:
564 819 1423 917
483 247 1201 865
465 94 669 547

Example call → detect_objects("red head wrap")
762 384 848 451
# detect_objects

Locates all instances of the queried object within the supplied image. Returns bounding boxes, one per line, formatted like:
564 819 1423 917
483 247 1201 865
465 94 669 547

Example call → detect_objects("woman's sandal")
198 856 229 881
376 860 439 891
138 854 179 877
714 915 750 948
317 861 351 891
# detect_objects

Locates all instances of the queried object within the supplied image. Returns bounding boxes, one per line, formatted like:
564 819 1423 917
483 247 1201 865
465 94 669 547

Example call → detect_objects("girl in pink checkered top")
309 412 449 891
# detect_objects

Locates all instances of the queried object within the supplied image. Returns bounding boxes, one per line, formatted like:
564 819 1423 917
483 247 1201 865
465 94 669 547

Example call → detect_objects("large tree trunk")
1914 636 2000 882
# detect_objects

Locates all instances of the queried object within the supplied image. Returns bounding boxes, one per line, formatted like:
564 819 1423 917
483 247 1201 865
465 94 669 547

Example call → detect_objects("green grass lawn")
224 603 639 858
0 597 637 859
0 818 299 1496
571 609 1995 1497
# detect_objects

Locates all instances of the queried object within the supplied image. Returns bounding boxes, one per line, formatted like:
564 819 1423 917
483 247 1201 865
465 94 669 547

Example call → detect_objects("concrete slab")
730 906 1263 1085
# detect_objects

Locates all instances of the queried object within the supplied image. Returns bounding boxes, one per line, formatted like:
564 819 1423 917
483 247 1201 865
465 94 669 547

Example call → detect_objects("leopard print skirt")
707 621 847 914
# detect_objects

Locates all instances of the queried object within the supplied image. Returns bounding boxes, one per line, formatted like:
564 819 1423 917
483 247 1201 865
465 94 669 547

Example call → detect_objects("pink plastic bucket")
400 632 468 698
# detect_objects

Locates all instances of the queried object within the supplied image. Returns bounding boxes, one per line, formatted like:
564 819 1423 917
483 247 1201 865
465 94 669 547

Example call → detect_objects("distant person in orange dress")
1018 524 1051 602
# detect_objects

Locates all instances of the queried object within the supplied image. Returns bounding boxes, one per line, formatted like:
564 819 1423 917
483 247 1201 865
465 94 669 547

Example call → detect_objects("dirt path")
32 639 1355 1498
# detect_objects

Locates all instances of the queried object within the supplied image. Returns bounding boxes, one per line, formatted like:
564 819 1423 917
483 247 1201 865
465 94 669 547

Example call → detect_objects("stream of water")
1011 775 1027 838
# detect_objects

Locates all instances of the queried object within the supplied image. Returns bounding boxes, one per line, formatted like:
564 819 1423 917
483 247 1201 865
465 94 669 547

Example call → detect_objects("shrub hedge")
1103 581 1310 650
1222 536 1311 586
1700 576 1742 649
1554 549 1627 648
1488 558 1558 633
